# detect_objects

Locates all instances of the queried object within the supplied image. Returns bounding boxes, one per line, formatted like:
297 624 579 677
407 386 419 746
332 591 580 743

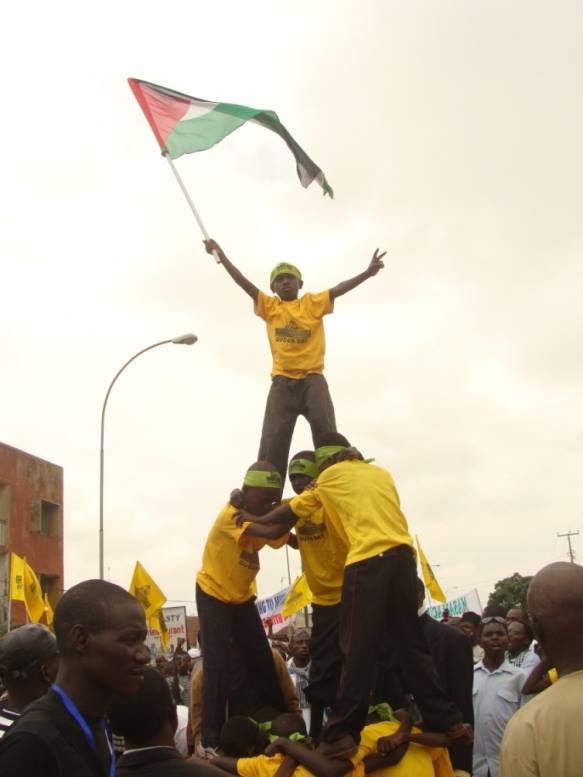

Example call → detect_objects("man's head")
507 620 534 656
54 579 149 697
479 617 509 661
242 461 283 516
506 607 527 625
108 666 176 749
289 629 310 666
288 451 318 495
527 561 583 673
219 716 264 757
154 654 168 674
271 712 307 739
458 611 481 645
0 624 59 709
270 263 303 300
314 432 361 472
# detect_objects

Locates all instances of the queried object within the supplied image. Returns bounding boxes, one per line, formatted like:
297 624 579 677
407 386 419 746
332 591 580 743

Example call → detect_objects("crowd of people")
0 244 581 776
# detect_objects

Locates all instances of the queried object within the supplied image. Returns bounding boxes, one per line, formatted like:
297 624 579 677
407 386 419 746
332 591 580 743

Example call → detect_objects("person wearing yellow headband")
195 460 289 756
204 237 386 483
234 433 467 757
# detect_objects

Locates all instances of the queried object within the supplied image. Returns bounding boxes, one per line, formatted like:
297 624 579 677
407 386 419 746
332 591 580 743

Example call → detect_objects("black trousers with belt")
258 373 336 481
323 546 462 743
196 584 286 747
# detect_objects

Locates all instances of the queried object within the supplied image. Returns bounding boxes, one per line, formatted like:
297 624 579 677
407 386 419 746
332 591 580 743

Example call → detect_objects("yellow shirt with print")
352 721 455 777
237 752 365 777
296 505 347 606
290 460 414 567
197 503 286 604
254 290 333 378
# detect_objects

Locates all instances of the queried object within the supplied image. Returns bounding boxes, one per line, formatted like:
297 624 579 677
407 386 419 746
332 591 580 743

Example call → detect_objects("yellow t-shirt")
238 752 365 777
254 290 333 378
353 721 455 777
197 503 285 604
296 505 347 606
290 460 413 567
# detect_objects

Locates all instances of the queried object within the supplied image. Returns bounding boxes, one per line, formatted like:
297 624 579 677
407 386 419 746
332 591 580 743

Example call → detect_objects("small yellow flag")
282 574 313 617
23 561 46 623
129 561 167 617
149 609 169 651
9 552 26 602
416 536 447 604
43 593 54 626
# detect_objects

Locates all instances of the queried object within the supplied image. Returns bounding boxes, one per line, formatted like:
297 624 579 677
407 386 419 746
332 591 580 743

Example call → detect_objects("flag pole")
163 152 221 264
7 553 12 632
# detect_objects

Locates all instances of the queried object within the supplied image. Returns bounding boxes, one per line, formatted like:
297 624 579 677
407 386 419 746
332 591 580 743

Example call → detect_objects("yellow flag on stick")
282 574 313 617
416 536 447 604
149 609 169 651
43 593 54 626
23 561 46 623
9 552 26 602
129 561 167 617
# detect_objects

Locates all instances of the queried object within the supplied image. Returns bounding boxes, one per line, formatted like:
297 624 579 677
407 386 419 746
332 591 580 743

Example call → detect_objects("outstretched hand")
367 248 386 277
204 239 225 262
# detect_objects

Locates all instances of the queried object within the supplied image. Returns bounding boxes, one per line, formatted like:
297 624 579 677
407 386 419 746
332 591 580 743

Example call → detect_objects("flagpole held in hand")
163 152 221 264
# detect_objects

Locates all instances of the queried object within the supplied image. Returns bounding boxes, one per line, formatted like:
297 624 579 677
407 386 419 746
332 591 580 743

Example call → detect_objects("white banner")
146 605 188 656
256 586 294 634
428 588 482 621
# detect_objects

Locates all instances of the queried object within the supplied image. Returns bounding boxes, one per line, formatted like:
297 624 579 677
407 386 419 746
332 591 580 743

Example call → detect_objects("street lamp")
99 334 198 578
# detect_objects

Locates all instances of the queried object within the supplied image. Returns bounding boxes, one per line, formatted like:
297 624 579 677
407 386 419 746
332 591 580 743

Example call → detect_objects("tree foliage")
487 572 533 615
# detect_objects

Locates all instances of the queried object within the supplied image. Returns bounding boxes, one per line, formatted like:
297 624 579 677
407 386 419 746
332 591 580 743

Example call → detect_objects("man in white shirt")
287 628 311 730
473 616 527 777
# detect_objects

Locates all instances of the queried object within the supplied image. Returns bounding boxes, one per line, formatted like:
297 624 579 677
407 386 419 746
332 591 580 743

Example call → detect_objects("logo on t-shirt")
297 519 325 542
239 549 260 570
275 319 311 344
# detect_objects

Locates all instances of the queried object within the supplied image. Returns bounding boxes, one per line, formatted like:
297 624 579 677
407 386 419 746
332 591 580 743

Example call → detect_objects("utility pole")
557 530 580 563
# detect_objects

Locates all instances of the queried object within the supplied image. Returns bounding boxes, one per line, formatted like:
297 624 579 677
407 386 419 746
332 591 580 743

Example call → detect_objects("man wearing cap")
0 624 59 738
204 237 385 482
235 433 467 757
195 460 291 757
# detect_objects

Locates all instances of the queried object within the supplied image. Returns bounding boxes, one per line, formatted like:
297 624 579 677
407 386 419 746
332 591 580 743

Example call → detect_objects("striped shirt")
0 706 20 738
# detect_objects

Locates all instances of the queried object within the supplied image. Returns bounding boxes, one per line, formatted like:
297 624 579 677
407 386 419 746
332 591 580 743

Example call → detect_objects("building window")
30 498 62 538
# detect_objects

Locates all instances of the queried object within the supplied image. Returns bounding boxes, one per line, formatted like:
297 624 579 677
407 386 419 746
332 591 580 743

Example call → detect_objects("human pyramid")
194 237 472 767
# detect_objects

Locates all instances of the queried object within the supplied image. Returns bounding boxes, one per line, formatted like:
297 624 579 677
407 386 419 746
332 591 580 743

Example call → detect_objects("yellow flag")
129 561 166 617
23 561 46 623
282 574 313 617
9 552 26 602
43 593 54 626
149 609 169 651
416 536 447 604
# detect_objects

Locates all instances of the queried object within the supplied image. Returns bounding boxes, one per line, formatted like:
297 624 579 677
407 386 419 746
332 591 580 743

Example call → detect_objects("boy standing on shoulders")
196 461 289 757
204 238 386 482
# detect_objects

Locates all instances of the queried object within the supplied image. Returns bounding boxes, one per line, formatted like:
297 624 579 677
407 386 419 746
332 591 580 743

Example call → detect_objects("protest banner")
428 588 483 621
256 585 295 633
146 605 187 656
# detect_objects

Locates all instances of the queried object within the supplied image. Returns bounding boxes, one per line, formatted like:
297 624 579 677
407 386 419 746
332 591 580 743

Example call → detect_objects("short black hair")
315 432 351 448
290 450 315 462
271 713 307 739
54 579 139 654
482 604 506 618
461 611 481 627
219 716 264 757
108 667 174 746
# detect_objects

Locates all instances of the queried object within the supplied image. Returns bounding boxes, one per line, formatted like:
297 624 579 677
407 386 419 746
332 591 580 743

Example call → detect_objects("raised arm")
243 518 296 540
204 239 259 302
329 249 386 301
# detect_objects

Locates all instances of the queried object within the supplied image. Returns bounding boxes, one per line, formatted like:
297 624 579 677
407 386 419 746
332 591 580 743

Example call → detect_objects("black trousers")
196 584 286 747
258 373 336 481
306 602 342 739
323 546 461 743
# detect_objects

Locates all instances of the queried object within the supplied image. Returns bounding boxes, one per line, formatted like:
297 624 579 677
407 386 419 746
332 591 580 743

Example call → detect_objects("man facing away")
500 561 583 777
204 237 385 482
0 624 59 739
0 579 150 777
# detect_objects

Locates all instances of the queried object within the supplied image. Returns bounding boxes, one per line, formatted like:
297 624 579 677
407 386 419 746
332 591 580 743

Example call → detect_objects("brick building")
0 442 64 632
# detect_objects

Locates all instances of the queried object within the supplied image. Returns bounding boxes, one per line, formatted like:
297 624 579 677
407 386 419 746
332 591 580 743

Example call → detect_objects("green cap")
314 445 348 471
289 457 318 479
243 469 283 489
270 262 302 287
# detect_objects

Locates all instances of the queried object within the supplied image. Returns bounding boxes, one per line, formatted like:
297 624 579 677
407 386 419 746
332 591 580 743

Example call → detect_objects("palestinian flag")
128 78 333 197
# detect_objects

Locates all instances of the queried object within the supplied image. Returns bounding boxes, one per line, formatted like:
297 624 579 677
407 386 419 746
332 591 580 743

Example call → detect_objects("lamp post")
99 334 198 579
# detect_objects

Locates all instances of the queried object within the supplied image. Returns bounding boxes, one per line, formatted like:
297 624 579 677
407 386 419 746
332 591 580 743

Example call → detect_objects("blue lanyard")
52 685 115 777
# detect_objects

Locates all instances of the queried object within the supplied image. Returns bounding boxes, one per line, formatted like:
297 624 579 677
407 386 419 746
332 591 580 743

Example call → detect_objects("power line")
557 530 580 563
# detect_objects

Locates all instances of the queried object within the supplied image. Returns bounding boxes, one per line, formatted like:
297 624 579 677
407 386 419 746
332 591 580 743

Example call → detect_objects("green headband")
368 703 395 721
243 469 283 489
269 732 308 744
270 262 302 286
289 458 318 479
314 445 348 470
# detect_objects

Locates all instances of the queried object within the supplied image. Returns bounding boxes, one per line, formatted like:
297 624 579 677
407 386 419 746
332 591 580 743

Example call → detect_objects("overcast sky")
1 1 581 614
